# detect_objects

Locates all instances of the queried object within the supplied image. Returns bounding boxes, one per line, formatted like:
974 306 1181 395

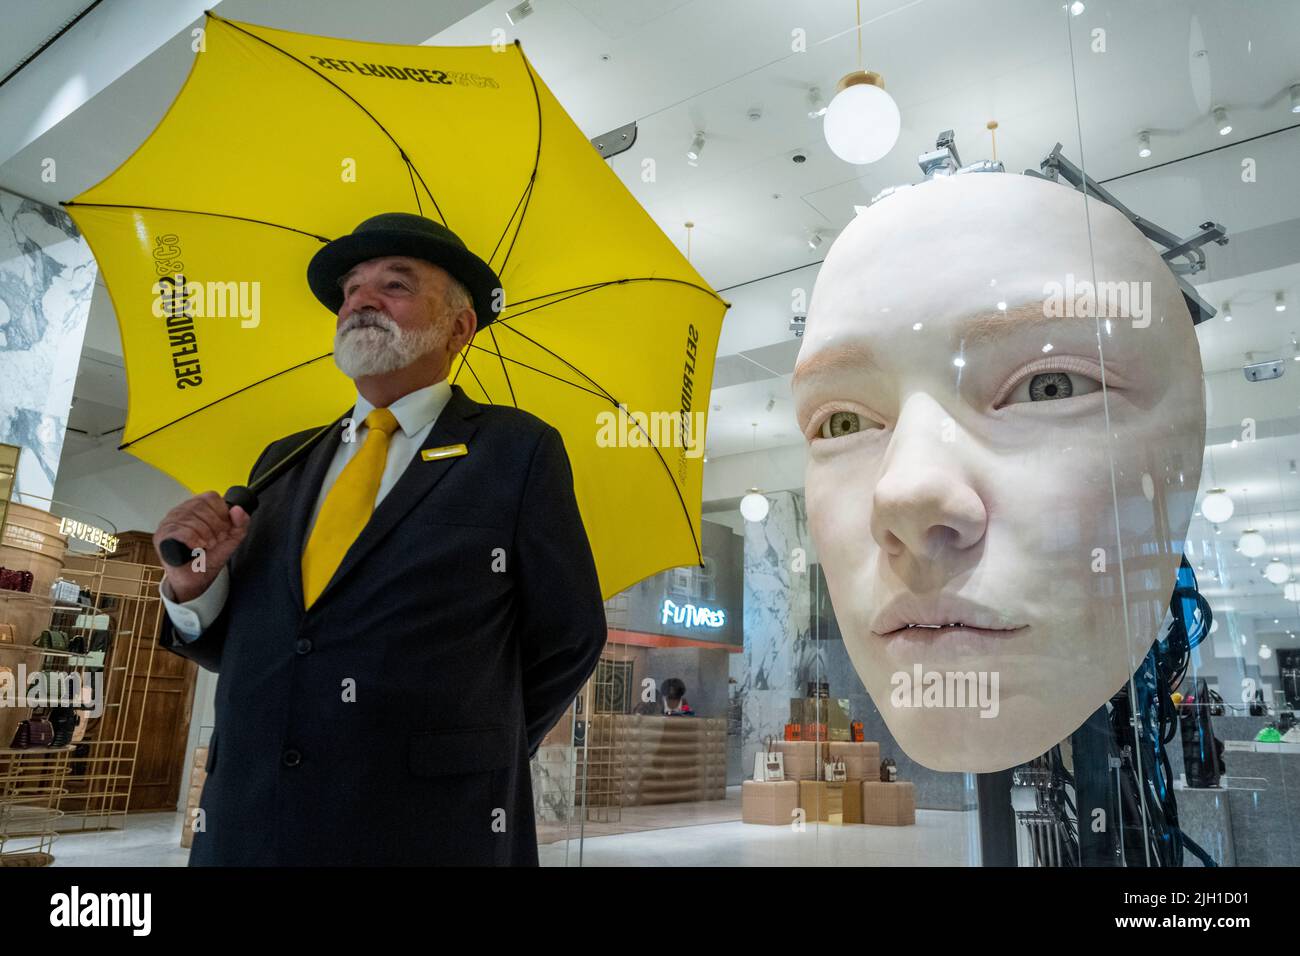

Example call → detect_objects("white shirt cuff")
159 567 230 642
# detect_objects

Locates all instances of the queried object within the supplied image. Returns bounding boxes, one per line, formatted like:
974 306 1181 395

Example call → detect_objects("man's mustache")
339 311 397 334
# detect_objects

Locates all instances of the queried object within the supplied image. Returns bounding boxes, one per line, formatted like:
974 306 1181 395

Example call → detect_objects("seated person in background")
661 678 695 716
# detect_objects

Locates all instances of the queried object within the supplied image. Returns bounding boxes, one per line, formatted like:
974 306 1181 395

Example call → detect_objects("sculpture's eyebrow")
791 302 1100 389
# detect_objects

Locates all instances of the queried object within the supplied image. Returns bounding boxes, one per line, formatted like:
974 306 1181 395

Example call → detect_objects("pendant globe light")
823 1 900 164
1200 488 1234 524
741 487 770 523
740 423 770 523
1264 559 1291 585
1238 528 1267 558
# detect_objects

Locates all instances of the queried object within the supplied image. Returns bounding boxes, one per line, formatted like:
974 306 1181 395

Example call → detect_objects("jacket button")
295 637 313 655
282 749 302 768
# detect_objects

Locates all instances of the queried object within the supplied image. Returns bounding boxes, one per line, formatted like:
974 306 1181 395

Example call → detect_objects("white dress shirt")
159 379 454 640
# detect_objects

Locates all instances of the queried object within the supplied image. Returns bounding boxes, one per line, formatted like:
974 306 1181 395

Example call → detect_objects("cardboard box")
742 780 799 825
774 739 828 780
842 780 863 824
791 697 851 741
861 781 916 826
799 780 856 823
829 741 881 780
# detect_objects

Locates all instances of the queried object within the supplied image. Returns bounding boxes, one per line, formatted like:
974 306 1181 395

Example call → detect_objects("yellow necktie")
301 407 400 608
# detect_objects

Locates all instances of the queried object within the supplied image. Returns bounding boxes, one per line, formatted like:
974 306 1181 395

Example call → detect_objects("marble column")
740 490 823 771
0 188 97 505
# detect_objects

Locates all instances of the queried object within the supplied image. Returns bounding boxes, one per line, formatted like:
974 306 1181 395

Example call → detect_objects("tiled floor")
47 812 192 867
41 792 981 866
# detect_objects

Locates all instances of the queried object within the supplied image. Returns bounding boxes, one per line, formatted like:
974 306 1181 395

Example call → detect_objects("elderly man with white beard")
151 212 607 866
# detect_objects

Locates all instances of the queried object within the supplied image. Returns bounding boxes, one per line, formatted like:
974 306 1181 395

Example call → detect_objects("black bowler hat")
307 212 503 328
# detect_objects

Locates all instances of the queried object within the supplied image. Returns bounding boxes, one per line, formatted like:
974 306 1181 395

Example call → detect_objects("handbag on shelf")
0 622 15 644
880 757 898 782
783 722 802 741
67 633 88 655
0 568 34 593
752 734 785 783
850 719 864 742
823 757 848 782
49 708 79 747
34 629 69 652
1206 685 1226 717
50 579 82 606
11 711 55 749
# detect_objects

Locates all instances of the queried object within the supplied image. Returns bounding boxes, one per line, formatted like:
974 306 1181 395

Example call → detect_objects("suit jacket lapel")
305 383 483 611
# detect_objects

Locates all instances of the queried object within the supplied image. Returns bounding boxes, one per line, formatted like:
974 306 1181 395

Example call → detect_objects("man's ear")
456 307 478 350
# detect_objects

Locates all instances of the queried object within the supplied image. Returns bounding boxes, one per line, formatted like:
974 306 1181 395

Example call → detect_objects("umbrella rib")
499 275 728 322
117 352 337 450
486 41 544 275
474 327 704 566
486 325 518 407
452 345 493 403
462 343 610 404
208 11 447 226
489 320 619 407
60 201 332 243
405 157 422 216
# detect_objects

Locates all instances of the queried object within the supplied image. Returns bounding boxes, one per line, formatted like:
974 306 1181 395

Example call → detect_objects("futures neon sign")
660 598 725 629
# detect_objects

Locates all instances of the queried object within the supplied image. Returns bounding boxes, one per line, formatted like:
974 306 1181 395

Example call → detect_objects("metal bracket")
1030 143 1229 325
590 121 638 160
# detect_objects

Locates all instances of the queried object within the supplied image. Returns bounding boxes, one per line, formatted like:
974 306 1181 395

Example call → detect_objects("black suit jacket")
160 383 607 865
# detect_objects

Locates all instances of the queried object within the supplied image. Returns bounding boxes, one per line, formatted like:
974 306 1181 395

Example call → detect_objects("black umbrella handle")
158 486 260 567
156 416 343 568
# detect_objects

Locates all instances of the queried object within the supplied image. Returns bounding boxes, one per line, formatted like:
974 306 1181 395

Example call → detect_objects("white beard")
333 310 442 378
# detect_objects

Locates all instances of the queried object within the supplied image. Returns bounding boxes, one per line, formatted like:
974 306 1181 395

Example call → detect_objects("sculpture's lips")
871 593 1026 638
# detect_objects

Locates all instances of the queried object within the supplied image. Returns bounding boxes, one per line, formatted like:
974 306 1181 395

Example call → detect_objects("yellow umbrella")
63 11 727 599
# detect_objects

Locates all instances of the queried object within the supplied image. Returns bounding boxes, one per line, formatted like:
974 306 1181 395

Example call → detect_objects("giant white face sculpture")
794 173 1205 772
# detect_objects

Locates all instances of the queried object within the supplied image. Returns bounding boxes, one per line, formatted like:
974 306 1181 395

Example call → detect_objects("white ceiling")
4 0 1299 638
0 0 89 84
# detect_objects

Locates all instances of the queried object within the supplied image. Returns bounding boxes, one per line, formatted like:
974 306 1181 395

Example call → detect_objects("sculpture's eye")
1003 370 1102 405
816 410 883 439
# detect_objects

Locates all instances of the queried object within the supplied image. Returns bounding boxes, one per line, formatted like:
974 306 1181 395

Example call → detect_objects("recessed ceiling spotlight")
807 230 824 250
1214 106 1232 136
506 0 534 25
1222 299 1232 322
1291 84 1300 114
1137 131 1152 158
687 131 705 165
1275 291 1287 312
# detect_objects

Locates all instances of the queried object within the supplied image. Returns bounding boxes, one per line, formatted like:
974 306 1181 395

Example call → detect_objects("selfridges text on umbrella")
63 12 729 599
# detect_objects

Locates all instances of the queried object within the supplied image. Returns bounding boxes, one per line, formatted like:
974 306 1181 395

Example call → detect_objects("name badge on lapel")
421 443 469 462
